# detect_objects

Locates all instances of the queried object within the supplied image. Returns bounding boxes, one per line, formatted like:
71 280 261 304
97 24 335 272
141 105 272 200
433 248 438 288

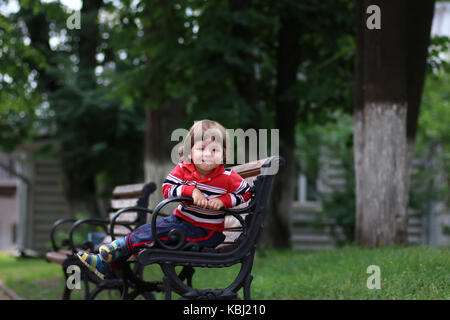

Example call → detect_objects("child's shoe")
76 251 113 280
98 239 128 263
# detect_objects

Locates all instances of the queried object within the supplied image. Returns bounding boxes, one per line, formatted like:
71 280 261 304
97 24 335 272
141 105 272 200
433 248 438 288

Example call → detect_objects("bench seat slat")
45 249 78 264
46 251 67 264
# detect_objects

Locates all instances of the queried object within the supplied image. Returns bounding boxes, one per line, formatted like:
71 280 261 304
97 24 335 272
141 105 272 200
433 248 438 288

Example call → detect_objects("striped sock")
98 239 128 263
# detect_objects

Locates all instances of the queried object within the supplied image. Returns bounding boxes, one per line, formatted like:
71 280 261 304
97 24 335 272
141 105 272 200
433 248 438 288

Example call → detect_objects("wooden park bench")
46 181 160 299
46 156 283 300
130 156 285 300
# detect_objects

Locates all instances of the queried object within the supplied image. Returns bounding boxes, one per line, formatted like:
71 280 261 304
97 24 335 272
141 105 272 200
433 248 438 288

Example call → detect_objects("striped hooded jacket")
162 161 253 232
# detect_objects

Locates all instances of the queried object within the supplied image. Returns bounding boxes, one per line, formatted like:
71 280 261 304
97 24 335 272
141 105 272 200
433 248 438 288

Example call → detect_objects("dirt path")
0 280 23 300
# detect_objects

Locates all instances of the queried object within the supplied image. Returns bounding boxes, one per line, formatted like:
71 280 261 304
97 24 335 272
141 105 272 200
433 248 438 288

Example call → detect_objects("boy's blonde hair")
179 120 230 163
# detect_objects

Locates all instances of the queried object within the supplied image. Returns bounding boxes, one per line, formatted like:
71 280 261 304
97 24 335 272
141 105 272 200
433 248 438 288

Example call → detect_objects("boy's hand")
192 188 208 208
206 198 224 211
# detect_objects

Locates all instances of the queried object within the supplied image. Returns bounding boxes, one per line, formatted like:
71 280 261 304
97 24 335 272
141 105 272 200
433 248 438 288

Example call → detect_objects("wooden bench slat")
110 198 139 210
46 251 67 264
109 211 139 223
112 183 146 198
45 249 76 264
112 225 134 236
227 158 267 178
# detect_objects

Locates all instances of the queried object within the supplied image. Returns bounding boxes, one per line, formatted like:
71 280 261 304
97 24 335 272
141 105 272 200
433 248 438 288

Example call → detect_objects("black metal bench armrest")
68 218 110 255
109 206 154 241
150 196 256 251
68 207 156 254
49 218 77 251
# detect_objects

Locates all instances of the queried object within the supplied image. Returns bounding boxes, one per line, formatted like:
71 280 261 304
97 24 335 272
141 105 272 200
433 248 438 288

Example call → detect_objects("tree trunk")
78 0 102 89
228 0 262 127
354 0 435 245
355 102 409 245
260 11 301 248
354 0 366 246
64 0 103 217
144 101 186 211
140 0 187 211
405 1 435 162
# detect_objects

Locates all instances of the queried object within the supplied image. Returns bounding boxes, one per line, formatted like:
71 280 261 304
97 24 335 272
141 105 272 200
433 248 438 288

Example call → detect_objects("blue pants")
124 215 225 254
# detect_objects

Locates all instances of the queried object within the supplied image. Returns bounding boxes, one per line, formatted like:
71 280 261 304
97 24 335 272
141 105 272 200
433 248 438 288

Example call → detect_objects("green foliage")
1 0 147 210
411 69 450 215
2 0 355 223
294 1 355 122
1 0 355 151
427 35 450 73
106 0 355 131
0 7 44 151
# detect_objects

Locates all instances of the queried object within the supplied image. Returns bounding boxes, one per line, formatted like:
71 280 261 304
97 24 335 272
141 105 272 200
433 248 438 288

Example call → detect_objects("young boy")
77 120 253 280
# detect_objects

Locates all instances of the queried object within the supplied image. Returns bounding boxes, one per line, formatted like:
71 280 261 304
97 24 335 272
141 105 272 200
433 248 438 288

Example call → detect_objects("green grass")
0 246 448 300
0 253 62 300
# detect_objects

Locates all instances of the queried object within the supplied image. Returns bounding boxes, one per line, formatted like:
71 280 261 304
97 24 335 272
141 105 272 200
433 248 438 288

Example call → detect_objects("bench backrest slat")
112 183 147 198
227 158 266 179
110 198 140 210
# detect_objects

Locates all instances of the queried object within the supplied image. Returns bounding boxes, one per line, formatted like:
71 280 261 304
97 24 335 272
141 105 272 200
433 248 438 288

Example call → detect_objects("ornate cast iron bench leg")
243 274 253 300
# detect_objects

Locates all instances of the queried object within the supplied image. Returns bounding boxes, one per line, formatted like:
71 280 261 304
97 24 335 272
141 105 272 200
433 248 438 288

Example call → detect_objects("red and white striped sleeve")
216 171 253 208
161 163 197 199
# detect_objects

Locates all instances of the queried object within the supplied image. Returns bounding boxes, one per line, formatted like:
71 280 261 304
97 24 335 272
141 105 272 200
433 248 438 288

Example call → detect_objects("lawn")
0 246 448 300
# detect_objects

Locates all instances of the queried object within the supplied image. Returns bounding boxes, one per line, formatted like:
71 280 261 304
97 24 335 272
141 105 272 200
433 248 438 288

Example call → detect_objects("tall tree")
228 0 262 127
263 6 302 248
354 0 435 245
260 0 355 248
62 0 103 216
139 0 188 209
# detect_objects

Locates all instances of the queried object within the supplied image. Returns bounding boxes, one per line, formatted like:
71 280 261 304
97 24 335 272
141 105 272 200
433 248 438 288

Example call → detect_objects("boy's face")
190 139 224 173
